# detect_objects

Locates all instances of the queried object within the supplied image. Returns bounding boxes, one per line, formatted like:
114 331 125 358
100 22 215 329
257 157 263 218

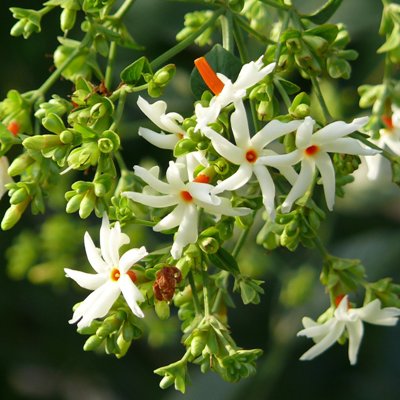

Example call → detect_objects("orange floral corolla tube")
194 57 224 95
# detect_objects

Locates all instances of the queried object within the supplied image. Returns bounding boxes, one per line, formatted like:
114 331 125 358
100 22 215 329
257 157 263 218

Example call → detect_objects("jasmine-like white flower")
364 107 400 180
194 56 276 131
266 116 378 213
65 214 147 329
204 100 302 218
297 295 400 365
137 96 185 150
122 161 250 259
0 156 13 200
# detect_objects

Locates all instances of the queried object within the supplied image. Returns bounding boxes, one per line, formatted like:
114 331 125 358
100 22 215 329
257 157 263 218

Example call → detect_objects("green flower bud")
327 56 351 79
67 142 100 170
97 137 114 154
155 300 170 320
96 312 125 338
94 174 113 197
213 158 230 175
1 198 30 230
60 8 77 32
10 20 25 37
104 335 118 355
116 334 131 358
229 0 244 12
102 130 120 150
59 130 74 144
154 64 176 86
83 334 104 351
79 190 96 219
159 375 175 390
66 193 84 214
303 35 329 55
42 113 65 134
174 139 197 157
190 331 208 357
10 187 29 205
23 135 62 150
8 153 34 177
199 236 220 254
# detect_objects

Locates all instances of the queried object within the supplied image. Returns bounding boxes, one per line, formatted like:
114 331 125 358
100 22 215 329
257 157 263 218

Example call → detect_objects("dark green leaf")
207 247 240 275
120 56 152 84
304 24 339 43
301 0 343 24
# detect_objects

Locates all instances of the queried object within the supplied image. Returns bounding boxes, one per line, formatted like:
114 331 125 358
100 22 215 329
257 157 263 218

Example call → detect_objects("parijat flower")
0 156 13 200
122 161 250 259
265 116 378 212
194 56 276 131
203 100 302 218
65 214 147 329
364 105 400 180
137 96 185 149
297 295 400 365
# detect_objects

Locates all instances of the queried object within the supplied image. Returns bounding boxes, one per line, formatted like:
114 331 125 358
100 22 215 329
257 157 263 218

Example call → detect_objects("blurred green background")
1 0 400 399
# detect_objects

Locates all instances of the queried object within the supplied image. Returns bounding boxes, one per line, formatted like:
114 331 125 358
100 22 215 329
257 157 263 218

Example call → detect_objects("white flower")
137 96 185 150
194 56 276 131
0 156 12 200
297 295 400 365
204 100 302 218
122 161 250 259
266 116 378 213
364 107 400 180
137 96 206 177
65 214 147 329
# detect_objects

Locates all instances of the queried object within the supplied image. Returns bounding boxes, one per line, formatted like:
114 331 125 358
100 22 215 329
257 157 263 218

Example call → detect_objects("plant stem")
202 267 211 318
274 11 290 67
105 41 117 91
274 78 291 110
114 150 128 172
188 271 202 315
310 73 331 124
113 0 136 20
220 12 234 53
150 8 225 70
111 89 127 131
234 15 276 45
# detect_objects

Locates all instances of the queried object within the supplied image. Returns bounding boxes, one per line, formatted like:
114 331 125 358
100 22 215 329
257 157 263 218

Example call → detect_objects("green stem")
150 8 225 70
114 150 128 172
105 41 117 91
202 267 211 318
111 89 127 131
274 78 291 110
310 73 331 124
33 34 90 100
274 11 291 66
350 132 393 160
234 15 276 45
188 271 202 315
113 0 136 20
220 12 234 53
232 222 252 258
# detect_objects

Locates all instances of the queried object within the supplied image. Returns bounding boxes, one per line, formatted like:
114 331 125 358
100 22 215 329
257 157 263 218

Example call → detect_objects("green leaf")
190 44 242 99
275 77 300 95
120 56 152 84
301 0 343 24
207 247 240 275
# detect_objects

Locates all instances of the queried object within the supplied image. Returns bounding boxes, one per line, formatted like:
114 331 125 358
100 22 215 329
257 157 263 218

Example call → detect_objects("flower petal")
253 164 276 218
204 128 244 164
153 203 185 232
119 246 148 273
212 164 253 194
312 116 369 144
166 161 186 189
363 154 382 181
234 58 276 91
119 274 145 318
202 197 251 217
252 119 303 149
171 204 198 259
133 165 172 194
258 150 302 168
186 182 220 205
72 282 120 328
281 158 315 213
346 319 364 365
84 232 109 273
123 191 178 208
138 127 179 150
296 117 315 149
314 152 336 211
231 100 251 149
64 268 108 290
195 102 221 132
299 320 345 361
321 138 379 156
354 299 400 326
108 221 129 266
100 214 113 266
